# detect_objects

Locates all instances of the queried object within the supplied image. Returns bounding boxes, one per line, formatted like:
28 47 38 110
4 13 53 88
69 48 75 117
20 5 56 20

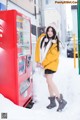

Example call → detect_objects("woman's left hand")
40 64 44 69
36 63 43 69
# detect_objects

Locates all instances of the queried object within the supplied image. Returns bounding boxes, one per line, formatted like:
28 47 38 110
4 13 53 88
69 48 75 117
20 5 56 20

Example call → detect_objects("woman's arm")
35 40 40 63
35 33 46 63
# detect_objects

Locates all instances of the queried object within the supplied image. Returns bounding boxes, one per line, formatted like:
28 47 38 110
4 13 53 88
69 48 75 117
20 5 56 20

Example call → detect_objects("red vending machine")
0 10 33 107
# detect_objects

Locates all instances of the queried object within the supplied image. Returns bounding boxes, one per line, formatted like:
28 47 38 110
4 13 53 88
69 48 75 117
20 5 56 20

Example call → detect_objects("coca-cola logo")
0 19 4 38
0 27 3 38
0 26 3 32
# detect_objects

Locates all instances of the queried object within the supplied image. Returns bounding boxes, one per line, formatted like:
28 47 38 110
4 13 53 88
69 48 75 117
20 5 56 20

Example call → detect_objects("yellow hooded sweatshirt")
35 33 60 71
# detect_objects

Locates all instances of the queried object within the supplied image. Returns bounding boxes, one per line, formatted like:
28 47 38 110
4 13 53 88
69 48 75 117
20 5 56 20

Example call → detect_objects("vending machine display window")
19 57 26 75
17 16 31 56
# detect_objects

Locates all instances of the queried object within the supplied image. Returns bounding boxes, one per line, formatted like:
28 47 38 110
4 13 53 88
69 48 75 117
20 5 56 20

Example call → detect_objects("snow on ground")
0 55 80 120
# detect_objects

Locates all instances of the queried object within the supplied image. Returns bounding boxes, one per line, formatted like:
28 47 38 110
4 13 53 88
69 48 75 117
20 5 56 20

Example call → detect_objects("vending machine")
0 10 33 107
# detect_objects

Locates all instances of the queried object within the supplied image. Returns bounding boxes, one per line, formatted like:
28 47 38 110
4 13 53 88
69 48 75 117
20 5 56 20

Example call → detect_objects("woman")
35 26 67 111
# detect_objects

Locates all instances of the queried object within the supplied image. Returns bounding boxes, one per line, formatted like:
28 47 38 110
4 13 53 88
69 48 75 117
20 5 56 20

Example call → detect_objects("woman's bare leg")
45 74 60 98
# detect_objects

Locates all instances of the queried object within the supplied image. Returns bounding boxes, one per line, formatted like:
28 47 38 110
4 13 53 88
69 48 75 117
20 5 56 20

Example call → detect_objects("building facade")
38 0 67 44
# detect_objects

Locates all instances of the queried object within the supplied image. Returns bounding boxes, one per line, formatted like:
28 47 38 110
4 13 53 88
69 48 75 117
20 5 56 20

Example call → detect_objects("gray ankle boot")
46 96 56 109
56 94 67 111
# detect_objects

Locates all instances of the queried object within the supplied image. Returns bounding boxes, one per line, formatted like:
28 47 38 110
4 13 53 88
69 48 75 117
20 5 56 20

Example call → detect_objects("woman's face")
47 28 53 38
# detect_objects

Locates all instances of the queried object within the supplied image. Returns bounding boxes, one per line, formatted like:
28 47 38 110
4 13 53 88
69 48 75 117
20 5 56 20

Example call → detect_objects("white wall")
59 5 67 43
0 0 6 4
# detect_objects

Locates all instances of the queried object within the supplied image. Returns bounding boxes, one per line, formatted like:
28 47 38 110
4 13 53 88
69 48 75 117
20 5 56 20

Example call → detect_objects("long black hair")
40 26 59 51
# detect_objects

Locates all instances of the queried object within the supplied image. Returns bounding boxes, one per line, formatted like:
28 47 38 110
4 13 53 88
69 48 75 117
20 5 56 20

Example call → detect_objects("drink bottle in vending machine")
0 10 33 107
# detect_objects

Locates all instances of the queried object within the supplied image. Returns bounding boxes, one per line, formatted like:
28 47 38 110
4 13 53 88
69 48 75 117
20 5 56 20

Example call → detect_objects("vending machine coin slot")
26 55 31 67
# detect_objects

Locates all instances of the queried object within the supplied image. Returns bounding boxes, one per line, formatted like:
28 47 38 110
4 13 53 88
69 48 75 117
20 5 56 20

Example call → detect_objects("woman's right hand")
36 63 43 68
36 63 41 67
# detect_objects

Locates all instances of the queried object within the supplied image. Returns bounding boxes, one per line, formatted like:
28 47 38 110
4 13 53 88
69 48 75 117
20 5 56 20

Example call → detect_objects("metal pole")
73 34 76 68
77 0 80 74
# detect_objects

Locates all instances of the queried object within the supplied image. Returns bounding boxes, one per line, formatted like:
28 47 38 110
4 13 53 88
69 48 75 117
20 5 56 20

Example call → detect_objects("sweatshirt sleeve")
35 33 46 63
42 47 60 67
35 38 40 63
